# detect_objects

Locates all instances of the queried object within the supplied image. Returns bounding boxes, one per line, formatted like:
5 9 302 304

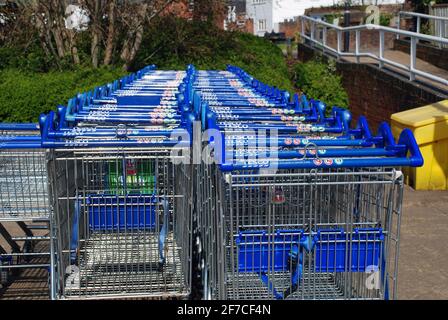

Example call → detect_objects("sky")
273 0 338 23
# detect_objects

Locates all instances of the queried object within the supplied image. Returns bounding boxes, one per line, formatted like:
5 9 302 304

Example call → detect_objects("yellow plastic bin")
391 100 448 190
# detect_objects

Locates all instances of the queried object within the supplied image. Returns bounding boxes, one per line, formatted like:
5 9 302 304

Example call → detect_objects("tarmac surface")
1 186 448 300
398 186 448 299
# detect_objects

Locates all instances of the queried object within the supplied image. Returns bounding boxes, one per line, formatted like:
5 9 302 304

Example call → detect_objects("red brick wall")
279 19 300 39
324 29 397 51
162 0 225 29
163 1 193 20
305 4 403 22
244 18 254 34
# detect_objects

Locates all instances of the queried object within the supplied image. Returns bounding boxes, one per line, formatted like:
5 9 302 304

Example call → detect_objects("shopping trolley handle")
219 127 424 170
334 108 352 133
292 94 302 113
65 93 88 123
0 140 43 149
397 128 424 167
312 100 327 123
301 94 311 112
352 116 373 140
40 112 54 143
373 122 396 148
0 123 40 131
282 91 290 105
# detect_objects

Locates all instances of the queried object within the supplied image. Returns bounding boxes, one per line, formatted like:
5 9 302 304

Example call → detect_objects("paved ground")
0 223 50 300
1 187 448 300
0 261 49 300
398 186 448 299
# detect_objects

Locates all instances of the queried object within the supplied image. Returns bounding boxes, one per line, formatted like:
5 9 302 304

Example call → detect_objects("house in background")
224 0 254 33
246 0 277 36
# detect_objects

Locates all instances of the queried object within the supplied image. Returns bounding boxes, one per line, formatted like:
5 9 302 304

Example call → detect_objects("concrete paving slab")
398 186 448 300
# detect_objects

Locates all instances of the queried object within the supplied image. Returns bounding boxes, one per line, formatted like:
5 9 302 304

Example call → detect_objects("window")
258 19 267 31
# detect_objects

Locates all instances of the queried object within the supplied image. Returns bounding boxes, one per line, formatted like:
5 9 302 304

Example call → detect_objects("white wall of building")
246 0 275 36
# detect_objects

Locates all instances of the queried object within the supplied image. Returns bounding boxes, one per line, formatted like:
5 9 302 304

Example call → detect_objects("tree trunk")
103 0 116 66
52 24 66 58
68 30 81 65
119 0 175 70
124 24 144 70
120 38 131 63
120 4 148 70
50 0 67 58
91 31 100 68
91 0 102 68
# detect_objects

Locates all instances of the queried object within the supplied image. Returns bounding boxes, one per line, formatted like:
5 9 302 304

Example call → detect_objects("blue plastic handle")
0 141 43 149
0 123 40 131
218 127 424 171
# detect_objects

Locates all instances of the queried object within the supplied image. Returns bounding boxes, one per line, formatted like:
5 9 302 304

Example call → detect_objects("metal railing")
397 11 448 38
299 15 448 87
398 11 448 47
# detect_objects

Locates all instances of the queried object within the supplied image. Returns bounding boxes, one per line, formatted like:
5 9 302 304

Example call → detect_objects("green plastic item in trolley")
106 160 156 195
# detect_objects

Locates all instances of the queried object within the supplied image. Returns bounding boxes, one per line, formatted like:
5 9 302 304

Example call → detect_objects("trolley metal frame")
0 124 55 299
49 146 192 299
198 162 404 300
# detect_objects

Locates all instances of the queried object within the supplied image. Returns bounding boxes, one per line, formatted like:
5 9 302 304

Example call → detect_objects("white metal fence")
398 11 448 48
299 15 448 87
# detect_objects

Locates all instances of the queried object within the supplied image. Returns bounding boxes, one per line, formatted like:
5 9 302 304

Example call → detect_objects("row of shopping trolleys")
0 63 423 300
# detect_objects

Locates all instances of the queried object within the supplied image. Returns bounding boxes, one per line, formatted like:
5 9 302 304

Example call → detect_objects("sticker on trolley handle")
98 104 117 112
137 137 166 144
64 139 89 147
334 158 344 165
85 111 108 122
65 265 80 289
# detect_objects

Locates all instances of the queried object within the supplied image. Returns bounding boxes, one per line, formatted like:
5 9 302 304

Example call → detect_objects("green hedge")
0 18 294 123
0 68 126 122
292 59 349 110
